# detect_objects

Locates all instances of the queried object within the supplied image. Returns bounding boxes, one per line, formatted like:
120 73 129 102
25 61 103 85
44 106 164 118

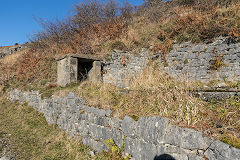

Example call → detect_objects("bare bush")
103 0 118 19
72 0 104 28
30 0 133 55
30 0 240 56
120 1 133 20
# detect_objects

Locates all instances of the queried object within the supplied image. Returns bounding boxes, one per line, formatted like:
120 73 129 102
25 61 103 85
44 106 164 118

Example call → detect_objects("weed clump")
110 41 128 51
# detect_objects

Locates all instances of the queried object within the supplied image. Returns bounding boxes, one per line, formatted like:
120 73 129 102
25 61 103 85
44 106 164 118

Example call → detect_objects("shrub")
110 41 128 51
30 0 133 55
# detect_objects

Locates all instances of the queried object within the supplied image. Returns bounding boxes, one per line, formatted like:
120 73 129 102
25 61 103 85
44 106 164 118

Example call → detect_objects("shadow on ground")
154 154 176 160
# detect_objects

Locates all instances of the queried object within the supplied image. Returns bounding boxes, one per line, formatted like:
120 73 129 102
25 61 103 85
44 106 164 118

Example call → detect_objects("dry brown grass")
124 2 240 57
27 0 240 59
75 63 205 123
0 48 57 91
0 95 127 159
51 62 240 148
0 85 3 93
0 96 89 159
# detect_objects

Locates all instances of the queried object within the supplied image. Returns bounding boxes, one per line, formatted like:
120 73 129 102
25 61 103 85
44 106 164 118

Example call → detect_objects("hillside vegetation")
52 64 240 149
1 0 240 89
0 0 240 156
0 95 128 159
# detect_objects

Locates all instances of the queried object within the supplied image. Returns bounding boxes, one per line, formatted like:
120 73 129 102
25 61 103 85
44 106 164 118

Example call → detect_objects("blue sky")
0 0 143 46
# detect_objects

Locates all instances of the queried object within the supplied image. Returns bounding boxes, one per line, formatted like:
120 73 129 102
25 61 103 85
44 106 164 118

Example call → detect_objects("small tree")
120 1 133 20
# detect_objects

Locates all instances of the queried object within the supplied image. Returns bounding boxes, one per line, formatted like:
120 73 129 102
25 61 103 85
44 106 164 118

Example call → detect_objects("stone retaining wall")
103 37 240 88
102 49 151 88
159 36 240 84
8 89 240 160
0 45 25 59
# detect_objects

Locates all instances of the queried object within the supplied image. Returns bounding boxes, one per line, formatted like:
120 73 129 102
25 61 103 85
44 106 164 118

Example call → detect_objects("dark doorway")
77 60 94 81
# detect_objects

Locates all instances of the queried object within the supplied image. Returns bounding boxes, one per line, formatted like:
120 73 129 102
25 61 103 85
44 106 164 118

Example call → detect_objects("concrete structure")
56 54 102 87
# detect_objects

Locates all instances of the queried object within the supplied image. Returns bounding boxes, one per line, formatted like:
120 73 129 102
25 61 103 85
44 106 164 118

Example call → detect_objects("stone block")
204 140 240 160
95 116 108 126
156 144 191 160
164 125 183 147
108 128 123 148
88 61 102 82
139 141 157 160
92 140 106 153
89 123 104 140
181 128 211 150
165 125 211 150
124 137 141 159
136 117 169 144
109 118 122 129
188 154 204 160
122 116 137 137
76 120 89 137
86 113 95 123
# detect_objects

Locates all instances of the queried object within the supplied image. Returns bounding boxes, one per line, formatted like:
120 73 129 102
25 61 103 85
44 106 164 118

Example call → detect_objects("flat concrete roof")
56 54 102 62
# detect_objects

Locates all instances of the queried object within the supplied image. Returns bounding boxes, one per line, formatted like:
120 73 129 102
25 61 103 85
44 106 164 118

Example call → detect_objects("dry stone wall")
102 37 240 88
159 36 240 84
102 49 151 88
0 45 25 59
8 89 240 160
101 37 240 100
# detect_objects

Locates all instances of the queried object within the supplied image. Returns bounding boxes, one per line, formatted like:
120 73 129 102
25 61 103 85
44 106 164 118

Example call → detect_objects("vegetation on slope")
0 95 127 159
52 63 240 148
29 0 240 57
1 0 240 90
0 0 240 155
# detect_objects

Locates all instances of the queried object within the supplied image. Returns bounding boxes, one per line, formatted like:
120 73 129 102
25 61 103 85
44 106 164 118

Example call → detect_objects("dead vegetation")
1 0 239 89
0 0 239 151
0 95 128 159
28 0 240 58
52 63 240 148
29 0 133 57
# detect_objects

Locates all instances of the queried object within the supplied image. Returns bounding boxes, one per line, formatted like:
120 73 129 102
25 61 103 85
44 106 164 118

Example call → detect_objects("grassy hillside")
0 0 239 157
51 64 240 149
0 95 127 159
1 0 240 90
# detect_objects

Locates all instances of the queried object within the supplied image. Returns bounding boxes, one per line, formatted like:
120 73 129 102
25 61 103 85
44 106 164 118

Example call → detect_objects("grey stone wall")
160 36 240 84
0 45 25 59
8 89 240 160
102 49 151 88
102 37 240 89
195 90 240 101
